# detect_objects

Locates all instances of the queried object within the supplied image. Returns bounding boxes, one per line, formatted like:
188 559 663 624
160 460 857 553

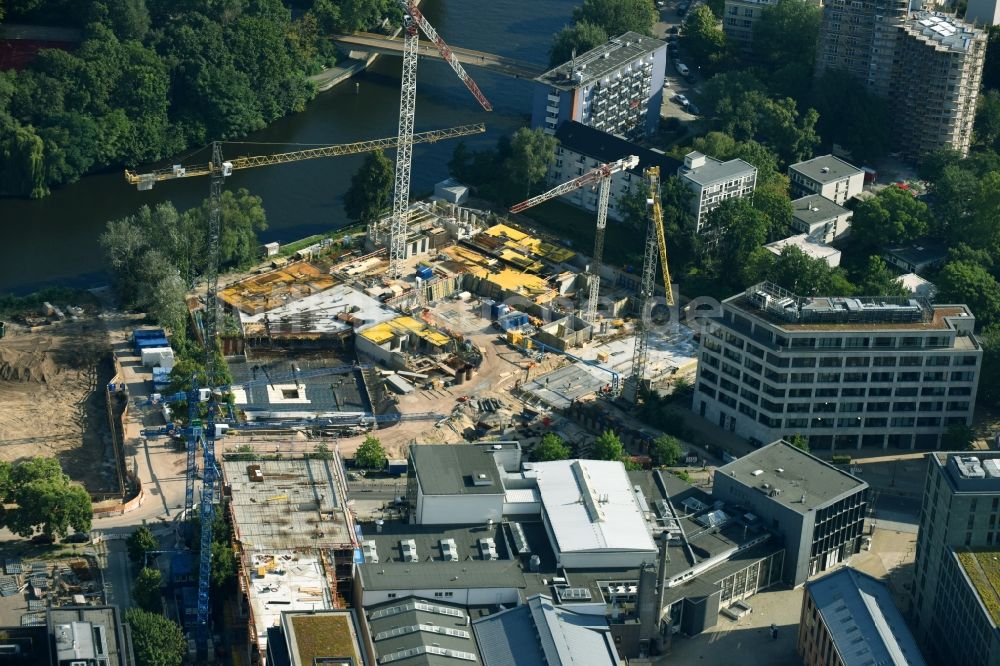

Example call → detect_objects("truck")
386 459 408 476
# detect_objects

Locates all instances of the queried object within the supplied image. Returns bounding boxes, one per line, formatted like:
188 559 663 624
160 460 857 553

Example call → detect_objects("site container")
133 328 166 341
490 302 509 320
415 265 433 280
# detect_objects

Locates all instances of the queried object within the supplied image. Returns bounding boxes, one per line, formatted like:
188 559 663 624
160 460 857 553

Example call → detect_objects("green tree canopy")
127 526 159 564
533 433 571 462
549 21 609 67
682 6 729 72
504 127 558 200
133 567 163 613
355 435 387 470
975 89 1000 153
849 186 932 251
590 430 626 461
751 0 821 73
812 70 891 163
124 608 186 666
572 0 658 37
0 457 92 538
344 150 394 227
857 256 909 297
788 434 809 452
651 435 683 466
938 261 1000 327
977 324 1000 408
944 423 975 451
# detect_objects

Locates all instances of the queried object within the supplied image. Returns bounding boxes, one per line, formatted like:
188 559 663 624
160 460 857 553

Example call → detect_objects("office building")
790 194 852 243
714 440 868 585
266 610 370 666
676 151 757 234
549 121 680 222
788 155 865 206
966 0 1000 26
799 567 926 666
892 12 987 159
532 32 667 140
814 0 908 97
692 281 981 451
910 453 1000 664
723 0 778 49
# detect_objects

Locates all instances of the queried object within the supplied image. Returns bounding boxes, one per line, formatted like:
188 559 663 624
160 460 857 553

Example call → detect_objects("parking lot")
655 0 705 125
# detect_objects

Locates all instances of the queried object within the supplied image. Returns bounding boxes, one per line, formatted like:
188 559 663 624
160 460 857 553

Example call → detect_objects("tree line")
0 0 398 198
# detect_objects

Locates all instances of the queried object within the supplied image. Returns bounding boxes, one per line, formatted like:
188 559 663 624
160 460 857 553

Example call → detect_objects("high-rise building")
692 282 982 452
892 12 987 160
722 0 779 50
814 0 908 97
676 151 757 234
531 32 667 141
911 453 1000 665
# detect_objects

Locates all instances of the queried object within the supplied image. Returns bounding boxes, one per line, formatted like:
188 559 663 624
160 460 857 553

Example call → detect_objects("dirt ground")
0 319 118 493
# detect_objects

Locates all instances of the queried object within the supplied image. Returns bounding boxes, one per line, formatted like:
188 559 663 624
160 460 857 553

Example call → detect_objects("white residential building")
790 194 852 243
693 282 982 452
722 0 778 49
764 234 841 267
676 151 757 233
788 155 864 205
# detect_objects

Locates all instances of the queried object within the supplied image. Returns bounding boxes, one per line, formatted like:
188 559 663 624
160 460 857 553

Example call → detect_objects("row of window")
715 316 960 350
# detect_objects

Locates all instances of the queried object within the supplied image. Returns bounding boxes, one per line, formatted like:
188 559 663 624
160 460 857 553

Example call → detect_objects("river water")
0 0 578 294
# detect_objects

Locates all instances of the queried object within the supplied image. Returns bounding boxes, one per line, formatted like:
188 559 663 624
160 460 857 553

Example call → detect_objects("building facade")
790 194 852 243
814 0 909 97
549 121 680 222
911 453 1000 665
722 0 778 49
713 440 868 586
967 0 1000 26
531 32 667 140
676 151 757 234
692 282 982 452
788 155 865 206
892 13 987 160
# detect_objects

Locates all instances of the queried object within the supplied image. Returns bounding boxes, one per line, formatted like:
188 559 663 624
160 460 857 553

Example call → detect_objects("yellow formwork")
360 316 451 348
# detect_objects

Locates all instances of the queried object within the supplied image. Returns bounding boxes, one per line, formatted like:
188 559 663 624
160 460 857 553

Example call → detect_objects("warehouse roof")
555 121 680 176
532 460 657 556
367 598 479 666
716 440 867 514
789 154 863 184
411 444 506 496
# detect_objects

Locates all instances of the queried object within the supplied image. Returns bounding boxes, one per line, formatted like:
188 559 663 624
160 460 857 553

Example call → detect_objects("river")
0 0 578 294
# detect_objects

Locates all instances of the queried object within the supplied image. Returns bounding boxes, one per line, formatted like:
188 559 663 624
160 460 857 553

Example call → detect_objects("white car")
675 62 690 76
673 94 690 107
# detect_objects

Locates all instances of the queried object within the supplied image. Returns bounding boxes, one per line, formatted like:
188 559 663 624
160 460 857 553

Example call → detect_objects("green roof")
957 549 1000 625
287 613 363 666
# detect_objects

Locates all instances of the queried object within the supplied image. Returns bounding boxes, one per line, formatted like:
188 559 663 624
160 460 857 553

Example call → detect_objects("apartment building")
531 32 667 140
548 121 679 221
790 194 852 243
722 0 778 49
788 155 865 206
892 12 987 159
692 282 982 452
676 151 757 234
911 453 1000 665
814 0 908 97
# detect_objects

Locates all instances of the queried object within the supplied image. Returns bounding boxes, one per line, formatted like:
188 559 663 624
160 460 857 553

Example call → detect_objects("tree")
788 434 809 452
944 423 975 451
764 246 854 296
978 324 1000 408
503 127 558 200
132 567 163 613
1 457 92 539
572 0 658 37
210 540 235 590
849 186 932 252
752 0 821 94
344 150 394 227
183 188 268 269
857 256 908 297
975 89 1000 152
651 435 683 466
127 526 159 564
590 430 626 461
355 435 386 470
938 261 1000 327
124 608 186 666
549 21 608 67
534 433 571 462
682 6 729 71
311 442 334 460
931 164 979 242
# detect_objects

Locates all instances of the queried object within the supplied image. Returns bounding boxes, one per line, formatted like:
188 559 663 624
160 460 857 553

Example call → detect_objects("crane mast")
509 155 638 324
387 0 492 278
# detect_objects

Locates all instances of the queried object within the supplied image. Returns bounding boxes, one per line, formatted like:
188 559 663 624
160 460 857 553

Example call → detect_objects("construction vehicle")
125 125 482 653
622 167 674 403
510 156 640 325
386 0 492 278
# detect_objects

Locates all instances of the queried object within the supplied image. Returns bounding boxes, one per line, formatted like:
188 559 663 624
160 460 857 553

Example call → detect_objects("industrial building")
714 440 869 586
893 13 986 159
676 151 757 234
692 282 982 451
548 121 680 222
532 32 667 140
788 155 865 206
911 453 1000 664
722 0 778 50
798 567 925 666
790 194 852 243
0 606 134 666
814 0 908 97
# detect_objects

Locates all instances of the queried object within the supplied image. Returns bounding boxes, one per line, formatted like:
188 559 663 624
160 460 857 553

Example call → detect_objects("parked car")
687 102 701 116
64 532 90 544
675 62 690 76
673 93 690 107
30 534 54 545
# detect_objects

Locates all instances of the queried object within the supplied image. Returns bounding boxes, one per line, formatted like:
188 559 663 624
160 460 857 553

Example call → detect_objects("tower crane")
386 0 493 278
622 166 674 403
125 123 481 651
509 155 640 324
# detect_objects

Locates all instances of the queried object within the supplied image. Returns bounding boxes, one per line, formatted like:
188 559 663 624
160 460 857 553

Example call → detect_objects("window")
845 357 870 367
388 593 397 598
842 388 865 397
867 402 890 412
817 337 841 349
869 387 891 397
845 337 869 348
815 388 838 397
923 372 946 381
895 387 918 397
897 372 920 382
789 388 813 398
817 372 841 383
819 357 842 368
791 373 815 383
893 402 916 412
792 357 816 368
870 372 893 382
873 357 897 367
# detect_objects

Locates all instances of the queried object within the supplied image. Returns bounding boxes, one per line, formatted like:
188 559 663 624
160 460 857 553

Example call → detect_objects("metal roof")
537 32 665 91
807 567 926 666
410 444 506 496
716 440 867 514
357 560 527 592
367 598 479 666
533 460 657 555
473 594 618 666
789 154 863 184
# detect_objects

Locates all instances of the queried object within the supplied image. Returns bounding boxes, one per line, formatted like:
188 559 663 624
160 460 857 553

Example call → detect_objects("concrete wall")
415 492 504 525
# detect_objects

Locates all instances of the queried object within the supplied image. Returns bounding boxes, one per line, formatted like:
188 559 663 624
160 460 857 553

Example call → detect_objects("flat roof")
791 194 850 226
359 521 510 566
246 553 333 656
223 458 355 550
411 444 505 496
678 153 756 187
764 234 840 262
357 559 527 592
884 237 948 267
807 567 926 666
537 32 665 90
789 154 863 184
48 607 130 666
554 121 681 176
240 282 398 337
282 610 365 666
904 11 986 52
956 549 1000 626
532 460 657 555
932 452 1000 493
367 598 480 666
229 357 370 416
716 440 867 514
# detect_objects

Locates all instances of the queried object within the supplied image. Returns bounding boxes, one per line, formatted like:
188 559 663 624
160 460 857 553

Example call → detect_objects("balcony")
547 94 560 104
